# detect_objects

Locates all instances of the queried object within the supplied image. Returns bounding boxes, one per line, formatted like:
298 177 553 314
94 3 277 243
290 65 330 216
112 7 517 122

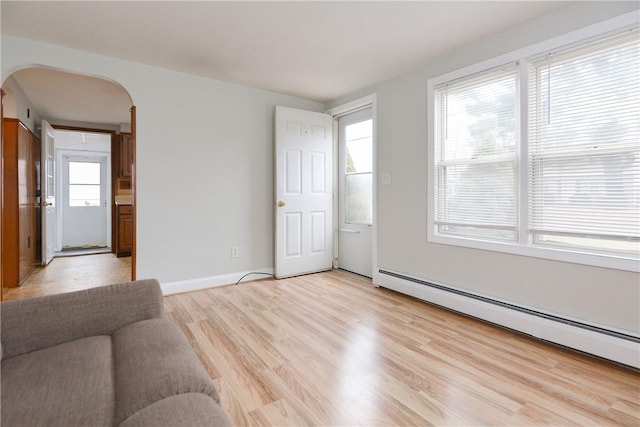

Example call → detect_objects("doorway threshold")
55 247 112 258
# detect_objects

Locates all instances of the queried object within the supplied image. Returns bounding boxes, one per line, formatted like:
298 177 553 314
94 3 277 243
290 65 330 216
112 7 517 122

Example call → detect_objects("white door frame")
326 94 378 280
56 149 111 251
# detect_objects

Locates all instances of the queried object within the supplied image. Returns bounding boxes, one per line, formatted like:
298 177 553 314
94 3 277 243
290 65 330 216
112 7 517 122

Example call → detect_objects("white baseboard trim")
161 267 274 296
373 268 640 369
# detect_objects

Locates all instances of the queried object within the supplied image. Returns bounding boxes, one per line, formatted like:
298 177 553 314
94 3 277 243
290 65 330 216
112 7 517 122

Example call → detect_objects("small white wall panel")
285 120 301 136
285 212 302 258
284 150 302 195
310 124 326 139
310 151 326 194
310 211 326 255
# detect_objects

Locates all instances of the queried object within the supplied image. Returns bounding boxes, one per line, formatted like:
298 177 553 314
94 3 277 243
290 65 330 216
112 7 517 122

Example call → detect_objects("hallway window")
68 161 101 206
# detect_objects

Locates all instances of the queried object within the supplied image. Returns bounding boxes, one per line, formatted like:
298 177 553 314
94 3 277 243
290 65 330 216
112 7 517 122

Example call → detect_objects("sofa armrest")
1 279 163 359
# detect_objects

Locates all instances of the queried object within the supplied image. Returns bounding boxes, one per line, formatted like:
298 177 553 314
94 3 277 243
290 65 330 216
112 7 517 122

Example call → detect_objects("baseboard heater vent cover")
376 269 640 368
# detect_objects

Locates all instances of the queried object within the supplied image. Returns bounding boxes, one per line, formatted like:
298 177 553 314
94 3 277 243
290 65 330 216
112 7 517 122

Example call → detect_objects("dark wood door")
2 119 38 286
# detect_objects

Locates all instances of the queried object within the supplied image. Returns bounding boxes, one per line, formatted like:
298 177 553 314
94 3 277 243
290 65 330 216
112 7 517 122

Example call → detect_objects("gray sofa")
1 279 231 427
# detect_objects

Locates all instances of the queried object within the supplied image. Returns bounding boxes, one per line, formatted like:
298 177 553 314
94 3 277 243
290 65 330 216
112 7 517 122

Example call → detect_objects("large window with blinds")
528 31 639 256
433 66 518 241
428 24 639 270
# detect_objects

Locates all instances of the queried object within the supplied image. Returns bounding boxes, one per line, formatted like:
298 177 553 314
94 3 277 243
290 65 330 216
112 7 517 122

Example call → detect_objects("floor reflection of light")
337 320 381 425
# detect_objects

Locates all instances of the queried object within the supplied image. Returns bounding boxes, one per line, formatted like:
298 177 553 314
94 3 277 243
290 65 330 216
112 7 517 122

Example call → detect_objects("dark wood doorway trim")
1 88 5 300
52 119 137 282
130 106 136 281
51 125 115 134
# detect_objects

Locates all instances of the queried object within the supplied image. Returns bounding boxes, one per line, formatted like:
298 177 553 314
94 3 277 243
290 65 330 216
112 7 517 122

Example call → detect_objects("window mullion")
519 59 529 246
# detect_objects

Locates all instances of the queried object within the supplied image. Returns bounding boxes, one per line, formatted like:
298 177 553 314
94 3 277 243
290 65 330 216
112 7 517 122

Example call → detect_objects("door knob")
42 202 53 207
277 200 286 207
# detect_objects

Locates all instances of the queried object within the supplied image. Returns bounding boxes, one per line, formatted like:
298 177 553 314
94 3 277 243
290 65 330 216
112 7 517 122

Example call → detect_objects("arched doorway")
1 66 136 300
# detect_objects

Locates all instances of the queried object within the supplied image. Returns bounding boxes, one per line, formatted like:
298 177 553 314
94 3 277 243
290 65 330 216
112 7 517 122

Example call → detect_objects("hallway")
3 254 131 301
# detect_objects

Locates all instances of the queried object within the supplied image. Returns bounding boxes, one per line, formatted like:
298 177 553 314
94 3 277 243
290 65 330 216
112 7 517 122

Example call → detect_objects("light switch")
381 173 391 185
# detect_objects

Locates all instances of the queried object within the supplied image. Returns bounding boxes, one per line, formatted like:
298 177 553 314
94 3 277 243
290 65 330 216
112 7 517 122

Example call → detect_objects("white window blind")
528 30 640 256
434 66 519 241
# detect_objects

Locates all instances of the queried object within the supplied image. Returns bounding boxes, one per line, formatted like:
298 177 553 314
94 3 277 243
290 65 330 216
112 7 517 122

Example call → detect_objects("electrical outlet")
231 247 239 258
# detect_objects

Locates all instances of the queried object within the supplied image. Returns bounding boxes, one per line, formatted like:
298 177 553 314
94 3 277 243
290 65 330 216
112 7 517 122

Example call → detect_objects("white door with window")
41 120 57 264
338 108 373 277
61 155 108 249
274 106 333 279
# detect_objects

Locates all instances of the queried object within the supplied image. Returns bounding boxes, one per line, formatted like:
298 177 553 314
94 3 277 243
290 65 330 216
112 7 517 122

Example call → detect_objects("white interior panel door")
41 120 56 265
275 106 333 278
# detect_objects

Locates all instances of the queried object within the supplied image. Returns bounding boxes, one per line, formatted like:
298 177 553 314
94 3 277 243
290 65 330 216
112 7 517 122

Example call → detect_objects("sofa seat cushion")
119 393 231 427
113 318 221 425
1 335 114 426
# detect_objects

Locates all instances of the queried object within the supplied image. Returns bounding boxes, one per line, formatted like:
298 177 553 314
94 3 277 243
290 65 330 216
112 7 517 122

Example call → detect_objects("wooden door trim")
130 106 136 281
52 125 117 256
51 125 115 134
52 121 136 281
1 88 4 299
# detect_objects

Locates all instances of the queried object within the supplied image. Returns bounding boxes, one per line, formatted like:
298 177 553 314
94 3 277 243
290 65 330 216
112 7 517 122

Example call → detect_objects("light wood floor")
4 256 638 425
3 253 131 301
165 270 640 426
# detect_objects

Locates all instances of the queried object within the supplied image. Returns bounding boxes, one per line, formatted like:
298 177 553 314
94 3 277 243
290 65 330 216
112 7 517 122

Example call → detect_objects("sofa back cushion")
1 279 163 359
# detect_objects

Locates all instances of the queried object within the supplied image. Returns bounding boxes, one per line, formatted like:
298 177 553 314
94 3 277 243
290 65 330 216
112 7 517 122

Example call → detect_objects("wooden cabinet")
113 132 133 257
2 118 39 287
119 133 132 178
116 204 132 257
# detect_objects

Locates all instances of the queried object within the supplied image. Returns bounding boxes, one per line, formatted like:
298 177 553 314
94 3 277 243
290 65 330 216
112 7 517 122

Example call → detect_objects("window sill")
427 233 639 272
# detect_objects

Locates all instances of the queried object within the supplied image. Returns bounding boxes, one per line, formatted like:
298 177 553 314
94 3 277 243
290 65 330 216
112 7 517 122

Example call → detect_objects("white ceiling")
1 1 575 125
11 68 134 125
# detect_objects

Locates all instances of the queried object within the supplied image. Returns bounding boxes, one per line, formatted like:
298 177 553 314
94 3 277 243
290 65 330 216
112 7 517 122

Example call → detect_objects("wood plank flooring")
3 253 131 301
164 270 640 426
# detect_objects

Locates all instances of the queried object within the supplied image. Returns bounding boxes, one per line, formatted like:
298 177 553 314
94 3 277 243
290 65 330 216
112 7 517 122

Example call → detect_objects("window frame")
433 64 521 243
427 12 639 272
67 160 102 207
340 112 374 227
340 117 373 227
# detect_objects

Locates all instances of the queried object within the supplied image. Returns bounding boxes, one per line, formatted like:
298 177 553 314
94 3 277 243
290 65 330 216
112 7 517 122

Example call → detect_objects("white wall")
2 36 323 283
327 2 640 335
54 130 111 152
2 75 41 132
2 2 638 336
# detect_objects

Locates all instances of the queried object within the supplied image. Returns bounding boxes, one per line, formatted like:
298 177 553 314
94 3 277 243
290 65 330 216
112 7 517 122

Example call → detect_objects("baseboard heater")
375 269 640 369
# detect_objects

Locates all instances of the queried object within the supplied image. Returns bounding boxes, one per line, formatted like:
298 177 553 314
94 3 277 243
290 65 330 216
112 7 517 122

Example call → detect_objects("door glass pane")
69 185 101 206
46 136 55 196
346 174 373 225
345 119 373 173
69 162 100 184
68 161 101 206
